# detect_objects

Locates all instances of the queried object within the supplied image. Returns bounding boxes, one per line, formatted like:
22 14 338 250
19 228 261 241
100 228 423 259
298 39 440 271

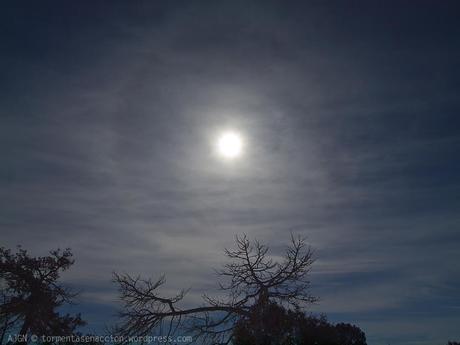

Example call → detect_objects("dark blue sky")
1 2 460 344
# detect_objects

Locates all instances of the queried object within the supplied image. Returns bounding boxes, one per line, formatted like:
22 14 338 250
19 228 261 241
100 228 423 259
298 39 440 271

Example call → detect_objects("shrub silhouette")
233 300 366 345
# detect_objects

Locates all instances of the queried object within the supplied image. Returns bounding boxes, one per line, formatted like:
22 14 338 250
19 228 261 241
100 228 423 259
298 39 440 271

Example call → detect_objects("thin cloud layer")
1 2 460 345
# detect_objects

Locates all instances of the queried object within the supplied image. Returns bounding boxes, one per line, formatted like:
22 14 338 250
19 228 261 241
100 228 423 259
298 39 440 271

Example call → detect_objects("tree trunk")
19 315 31 337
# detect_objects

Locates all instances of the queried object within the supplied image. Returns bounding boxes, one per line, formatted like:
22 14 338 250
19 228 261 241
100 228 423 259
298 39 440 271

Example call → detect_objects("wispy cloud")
1 2 460 344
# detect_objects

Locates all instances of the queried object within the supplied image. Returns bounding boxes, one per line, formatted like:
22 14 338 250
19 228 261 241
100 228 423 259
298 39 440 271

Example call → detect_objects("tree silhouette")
232 300 297 345
0 246 85 342
113 234 316 344
232 301 366 345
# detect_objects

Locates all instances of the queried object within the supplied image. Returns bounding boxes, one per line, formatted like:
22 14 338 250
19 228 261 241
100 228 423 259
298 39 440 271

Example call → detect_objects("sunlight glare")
216 131 243 159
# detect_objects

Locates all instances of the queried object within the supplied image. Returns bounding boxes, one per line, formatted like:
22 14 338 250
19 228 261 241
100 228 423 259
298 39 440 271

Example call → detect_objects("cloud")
1 2 460 344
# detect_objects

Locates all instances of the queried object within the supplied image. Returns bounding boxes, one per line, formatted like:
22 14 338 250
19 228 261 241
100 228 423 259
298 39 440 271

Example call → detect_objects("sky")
1 1 460 344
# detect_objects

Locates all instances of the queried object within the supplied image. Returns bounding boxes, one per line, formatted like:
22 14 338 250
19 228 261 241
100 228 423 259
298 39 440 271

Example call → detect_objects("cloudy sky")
1 1 460 344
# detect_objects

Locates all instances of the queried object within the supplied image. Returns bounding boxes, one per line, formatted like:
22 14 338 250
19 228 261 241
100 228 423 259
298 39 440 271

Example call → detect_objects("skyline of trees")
2 240 454 345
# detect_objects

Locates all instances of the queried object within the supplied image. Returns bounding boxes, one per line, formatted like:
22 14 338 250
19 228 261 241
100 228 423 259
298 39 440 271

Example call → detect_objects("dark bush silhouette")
0 246 85 343
232 300 296 345
233 300 366 345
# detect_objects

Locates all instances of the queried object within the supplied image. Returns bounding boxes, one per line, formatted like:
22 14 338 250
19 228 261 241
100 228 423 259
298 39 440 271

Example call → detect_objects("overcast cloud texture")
1 2 460 344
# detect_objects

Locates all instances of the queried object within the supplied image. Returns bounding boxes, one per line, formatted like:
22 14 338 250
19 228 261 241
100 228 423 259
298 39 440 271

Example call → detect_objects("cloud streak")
1 2 460 344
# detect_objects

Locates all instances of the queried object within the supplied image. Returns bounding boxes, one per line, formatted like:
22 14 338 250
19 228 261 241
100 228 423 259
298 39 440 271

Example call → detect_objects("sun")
216 131 243 159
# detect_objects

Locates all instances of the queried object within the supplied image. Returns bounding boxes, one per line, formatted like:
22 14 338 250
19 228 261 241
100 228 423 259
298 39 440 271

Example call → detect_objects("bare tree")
113 234 316 344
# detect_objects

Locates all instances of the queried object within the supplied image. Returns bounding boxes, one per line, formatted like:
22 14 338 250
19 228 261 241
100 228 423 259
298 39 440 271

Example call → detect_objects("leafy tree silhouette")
233 301 366 345
113 234 319 344
0 247 85 343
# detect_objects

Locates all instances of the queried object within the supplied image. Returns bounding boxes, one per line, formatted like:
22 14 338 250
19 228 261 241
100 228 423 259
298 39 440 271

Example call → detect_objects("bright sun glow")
216 131 243 159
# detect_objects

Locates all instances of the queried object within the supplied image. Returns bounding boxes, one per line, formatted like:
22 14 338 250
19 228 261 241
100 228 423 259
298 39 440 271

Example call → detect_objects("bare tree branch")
113 234 316 344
